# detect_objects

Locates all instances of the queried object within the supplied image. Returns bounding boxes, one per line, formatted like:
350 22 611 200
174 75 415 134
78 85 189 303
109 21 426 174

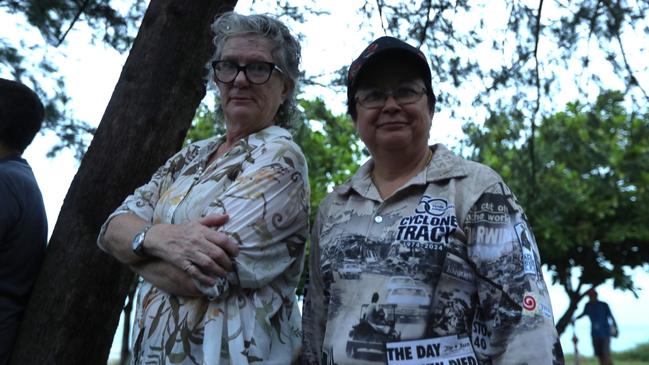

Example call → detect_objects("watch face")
132 231 146 256
132 225 152 257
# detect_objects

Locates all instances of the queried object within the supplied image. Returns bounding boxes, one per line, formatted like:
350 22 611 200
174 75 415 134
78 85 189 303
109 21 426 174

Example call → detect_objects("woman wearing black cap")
302 36 564 364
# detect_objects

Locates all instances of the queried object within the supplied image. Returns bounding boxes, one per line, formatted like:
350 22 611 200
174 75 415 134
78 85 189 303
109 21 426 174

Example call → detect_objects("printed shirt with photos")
301 144 563 365
98 125 310 365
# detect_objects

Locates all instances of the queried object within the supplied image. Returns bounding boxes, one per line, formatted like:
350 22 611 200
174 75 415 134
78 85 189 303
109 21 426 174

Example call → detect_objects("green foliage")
564 354 649 365
564 341 649 364
618 341 649 362
531 92 649 289
184 103 226 146
294 98 366 220
292 98 366 295
462 90 649 331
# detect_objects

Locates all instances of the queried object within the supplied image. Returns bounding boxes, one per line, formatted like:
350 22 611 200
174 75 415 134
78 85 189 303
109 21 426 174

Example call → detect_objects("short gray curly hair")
208 12 301 128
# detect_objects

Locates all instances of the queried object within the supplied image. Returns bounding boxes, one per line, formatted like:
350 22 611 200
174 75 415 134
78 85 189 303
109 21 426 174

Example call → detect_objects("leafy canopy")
4 1 649 159
354 0 648 121
463 90 649 332
0 0 145 158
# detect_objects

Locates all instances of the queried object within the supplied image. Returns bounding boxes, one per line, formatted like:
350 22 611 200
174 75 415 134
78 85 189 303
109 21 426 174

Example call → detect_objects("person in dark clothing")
576 288 618 365
0 78 48 365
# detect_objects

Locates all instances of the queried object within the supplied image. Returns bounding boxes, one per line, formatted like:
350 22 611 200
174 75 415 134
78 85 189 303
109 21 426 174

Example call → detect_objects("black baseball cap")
346 36 435 115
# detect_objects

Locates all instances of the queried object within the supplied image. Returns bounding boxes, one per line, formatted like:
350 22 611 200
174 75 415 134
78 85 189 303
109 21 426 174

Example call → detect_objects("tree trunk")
556 295 581 336
10 1 237 364
555 285 593 335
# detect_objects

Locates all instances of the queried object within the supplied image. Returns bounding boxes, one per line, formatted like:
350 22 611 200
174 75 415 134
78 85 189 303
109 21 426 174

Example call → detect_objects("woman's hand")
144 214 240 287
101 213 239 289
130 260 203 297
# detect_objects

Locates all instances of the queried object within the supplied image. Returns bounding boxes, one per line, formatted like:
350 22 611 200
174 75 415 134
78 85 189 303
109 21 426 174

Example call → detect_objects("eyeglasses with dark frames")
212 60 285 85
355 85 427 109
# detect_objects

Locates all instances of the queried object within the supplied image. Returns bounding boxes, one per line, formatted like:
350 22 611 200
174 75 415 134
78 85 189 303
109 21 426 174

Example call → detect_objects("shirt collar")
0 153 26 164
333 144 468 198
199 125 291 160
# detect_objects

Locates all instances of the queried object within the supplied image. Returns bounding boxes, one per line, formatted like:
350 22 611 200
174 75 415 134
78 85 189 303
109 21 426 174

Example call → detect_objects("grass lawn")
565 354 649 365
108 349 649 364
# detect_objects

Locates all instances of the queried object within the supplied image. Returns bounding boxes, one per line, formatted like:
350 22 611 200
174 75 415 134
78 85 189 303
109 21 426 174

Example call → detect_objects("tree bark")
556 292 581 336
10 1 237 364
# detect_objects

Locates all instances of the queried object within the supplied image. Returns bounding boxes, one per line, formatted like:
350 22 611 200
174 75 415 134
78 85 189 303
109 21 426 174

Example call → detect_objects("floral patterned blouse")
98 126 309 365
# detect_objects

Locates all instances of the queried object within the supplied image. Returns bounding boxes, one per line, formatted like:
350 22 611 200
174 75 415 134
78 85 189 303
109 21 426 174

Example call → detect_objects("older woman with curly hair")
98 12 309 365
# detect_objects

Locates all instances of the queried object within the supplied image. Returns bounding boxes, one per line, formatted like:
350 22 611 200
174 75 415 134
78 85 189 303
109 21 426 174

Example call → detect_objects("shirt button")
374 215 383 223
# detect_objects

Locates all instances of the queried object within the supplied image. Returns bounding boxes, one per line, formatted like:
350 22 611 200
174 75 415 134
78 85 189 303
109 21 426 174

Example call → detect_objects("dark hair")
0 79 45 152
208 12 301 128
371 292 379 303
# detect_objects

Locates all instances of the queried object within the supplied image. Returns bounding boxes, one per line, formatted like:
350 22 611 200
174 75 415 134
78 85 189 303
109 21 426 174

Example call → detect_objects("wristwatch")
132 224 152 257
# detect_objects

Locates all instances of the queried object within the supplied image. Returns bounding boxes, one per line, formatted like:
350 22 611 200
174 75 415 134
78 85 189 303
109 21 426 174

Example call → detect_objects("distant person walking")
0 78 48 365
576 288 618 365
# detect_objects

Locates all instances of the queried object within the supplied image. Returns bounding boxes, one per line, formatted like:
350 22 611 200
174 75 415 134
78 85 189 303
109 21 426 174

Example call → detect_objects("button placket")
169 162 207 224
373 201 386 225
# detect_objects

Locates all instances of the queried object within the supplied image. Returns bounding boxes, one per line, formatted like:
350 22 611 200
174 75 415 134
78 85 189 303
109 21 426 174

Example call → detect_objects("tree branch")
375 0 387 34
56 0 91 47
614 27 649 100
530 0 544 200
588 0 603 40
417 0 433 48
596 0 649 101
532 0 543 103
